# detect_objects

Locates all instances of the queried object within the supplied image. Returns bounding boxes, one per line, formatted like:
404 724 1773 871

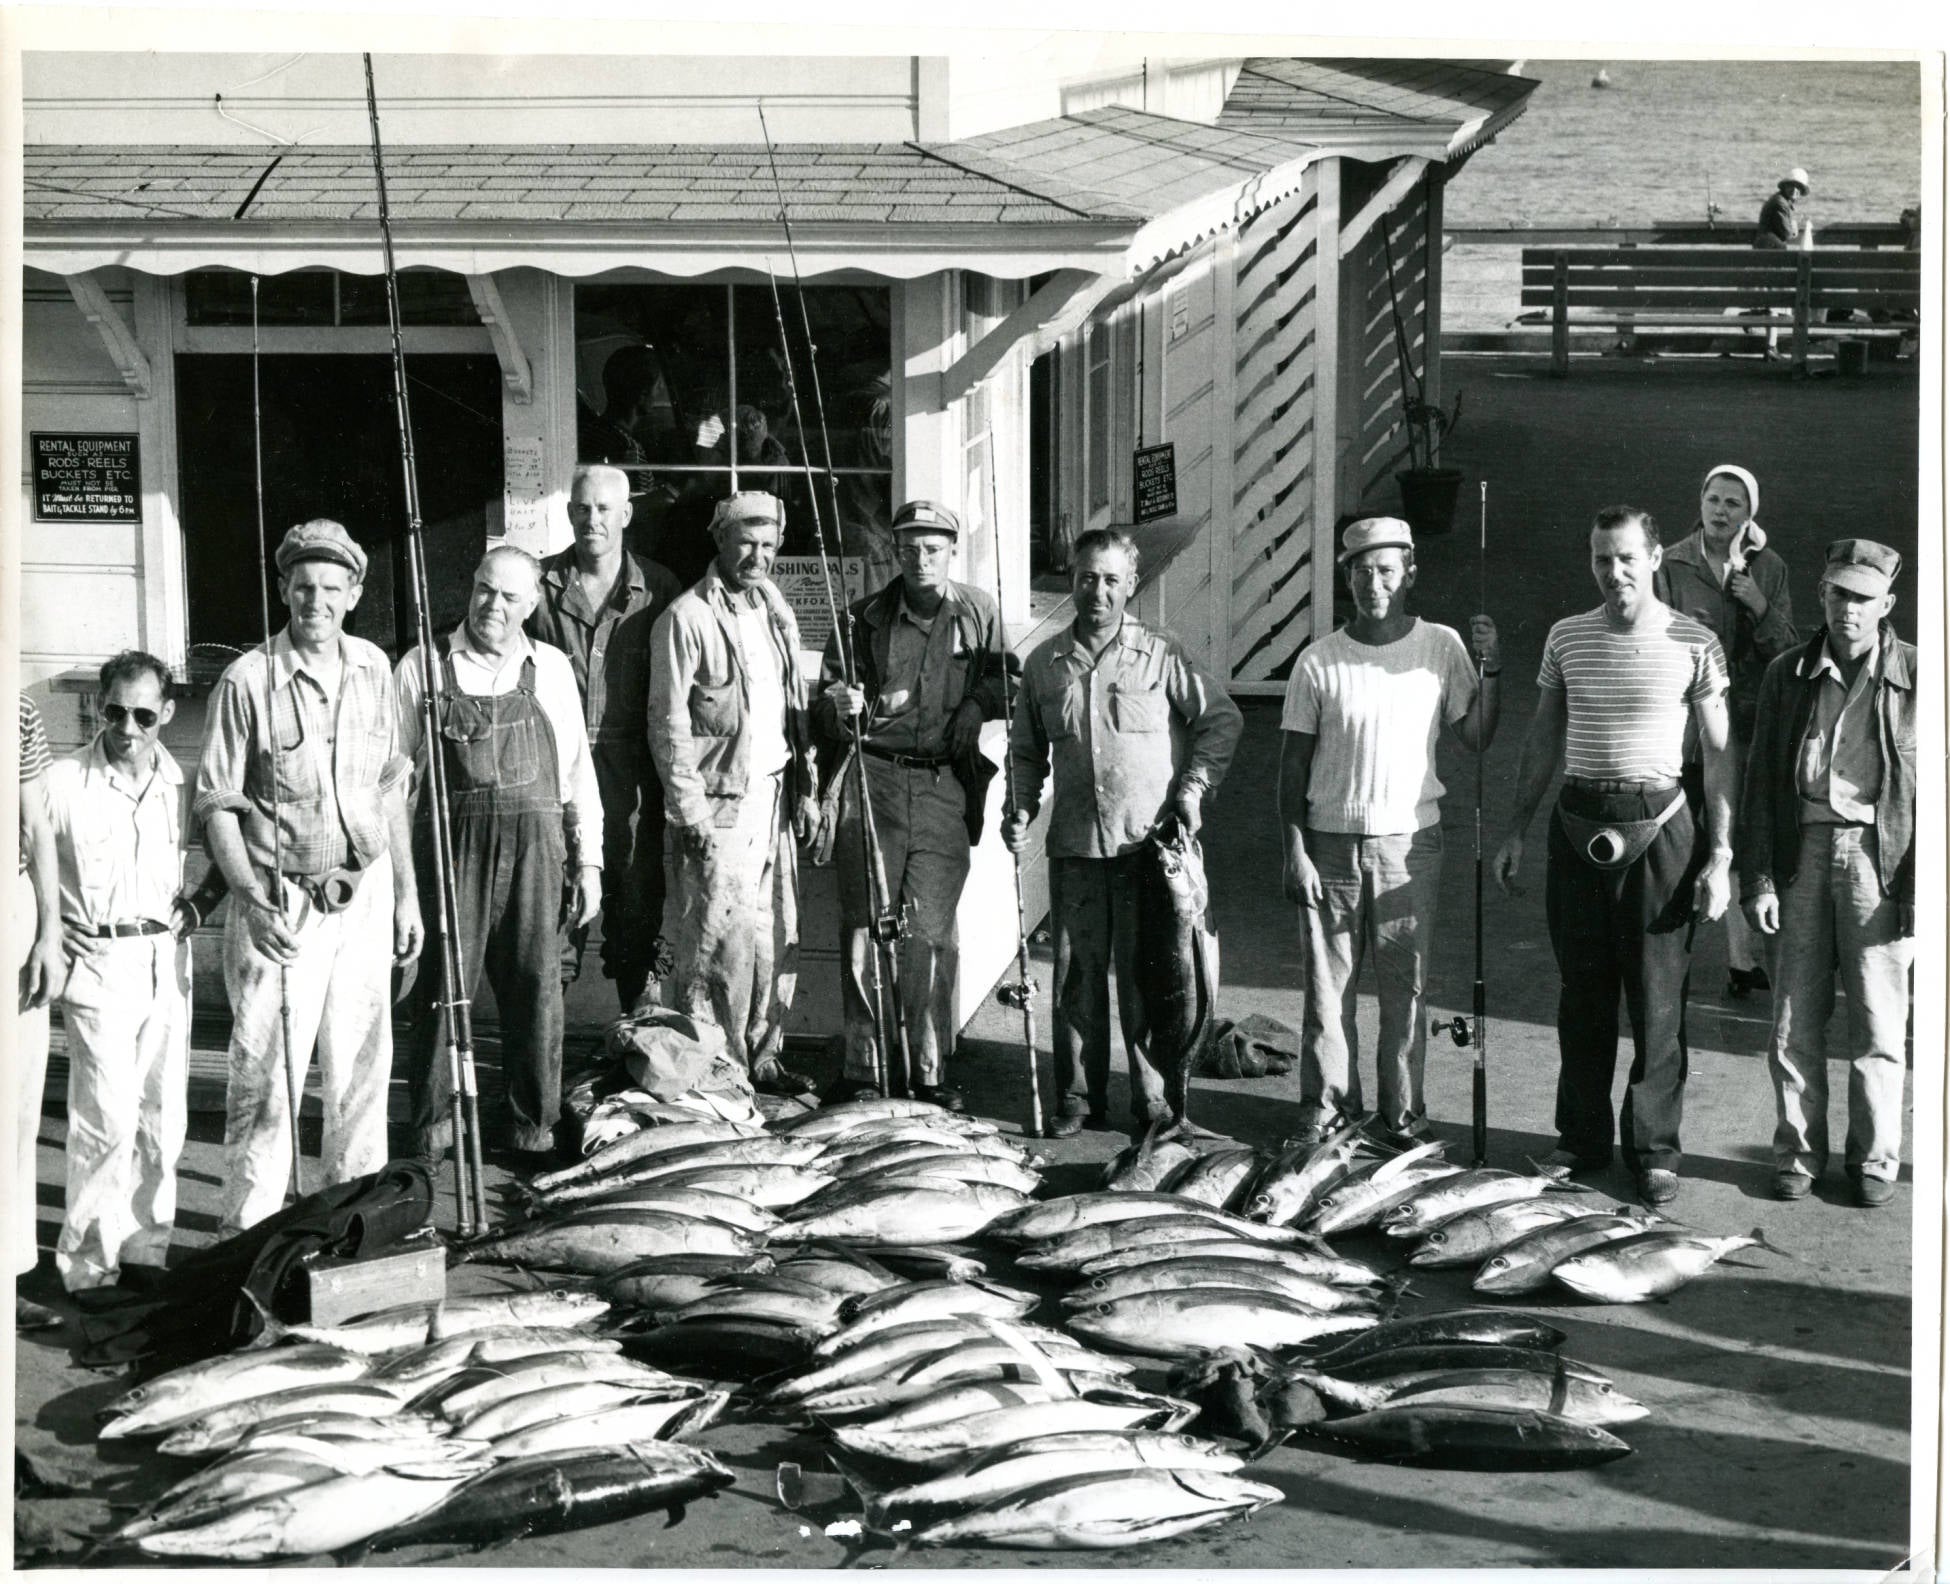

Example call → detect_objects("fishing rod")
1431 482 1490 1167
249 276 305 1204
363 54 488 1234
982 428 1046 1140
756 102 914 1099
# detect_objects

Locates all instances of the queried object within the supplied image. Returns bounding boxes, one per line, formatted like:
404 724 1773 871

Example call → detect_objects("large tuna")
901 1467 1282 1549
1130 818 1221 1128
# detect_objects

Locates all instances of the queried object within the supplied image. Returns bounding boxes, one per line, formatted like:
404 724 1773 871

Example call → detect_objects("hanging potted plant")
1396 390 1464 536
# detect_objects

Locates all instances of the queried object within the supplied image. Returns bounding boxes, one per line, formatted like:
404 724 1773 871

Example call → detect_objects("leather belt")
861 744 953 771
1564 776 1680 795
68 918 170 938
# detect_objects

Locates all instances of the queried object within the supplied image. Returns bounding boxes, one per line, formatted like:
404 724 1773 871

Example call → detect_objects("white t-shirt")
1281 619 1477 835
734 599 792 777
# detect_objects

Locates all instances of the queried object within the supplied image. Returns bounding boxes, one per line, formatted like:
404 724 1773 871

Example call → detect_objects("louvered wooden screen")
1228 173 1324 685
1349 183 1430 505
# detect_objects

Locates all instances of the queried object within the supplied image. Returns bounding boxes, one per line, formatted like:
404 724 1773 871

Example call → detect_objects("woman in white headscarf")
1654 463 1800 997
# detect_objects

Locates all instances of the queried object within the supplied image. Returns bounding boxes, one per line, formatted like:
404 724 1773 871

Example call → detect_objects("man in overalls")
395 544 603 1158
814 499 1009 1110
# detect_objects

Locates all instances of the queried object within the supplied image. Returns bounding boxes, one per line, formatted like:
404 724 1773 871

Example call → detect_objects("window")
1085 319 1113 518
575 282 892 587
184 267 480 327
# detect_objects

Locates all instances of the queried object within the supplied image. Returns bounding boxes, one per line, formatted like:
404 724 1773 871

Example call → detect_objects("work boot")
16 1296 59 1332
1048 1097 1089 1138
1772 1168 1816 1201
1853 1173 1897 1209
411 1121 455 1164
752 1057 817 1098
1638 1168 1680 1208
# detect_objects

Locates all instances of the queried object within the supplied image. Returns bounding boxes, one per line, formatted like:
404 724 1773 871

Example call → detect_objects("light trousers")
664 774 799 1071
14 871 51 1278
1298 825 1444 1133
57 933 189 1289
1768 823 1913 1182
219 852 395 1235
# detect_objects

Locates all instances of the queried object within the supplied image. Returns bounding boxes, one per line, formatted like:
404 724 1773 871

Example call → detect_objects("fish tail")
239 1287 291 1348
1749 1226 1799 1260
424 1301 448 1343
1378 1273 1416 1316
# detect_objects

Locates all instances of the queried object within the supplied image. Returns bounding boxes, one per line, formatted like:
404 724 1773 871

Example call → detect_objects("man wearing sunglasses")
42 653 224 1291
196 520 423 1233
813 500 1011 1111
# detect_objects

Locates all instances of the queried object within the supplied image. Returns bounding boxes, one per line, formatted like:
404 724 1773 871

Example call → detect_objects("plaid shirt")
529 549 683 743
195 630 409 876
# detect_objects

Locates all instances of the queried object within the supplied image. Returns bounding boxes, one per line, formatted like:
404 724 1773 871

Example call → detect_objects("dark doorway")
175 354 503 659
1028 347 1058 575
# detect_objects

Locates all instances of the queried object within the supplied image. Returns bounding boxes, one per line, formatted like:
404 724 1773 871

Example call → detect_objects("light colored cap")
709 490 784 533
1337 516 1414 565
275 519 368 580
1783 167 1811 193
892 499 961 540
1822 538 1899 597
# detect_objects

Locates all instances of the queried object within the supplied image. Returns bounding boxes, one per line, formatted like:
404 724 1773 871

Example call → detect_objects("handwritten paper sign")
501 435 549 545
1133 442 1177 524
32 433 140 522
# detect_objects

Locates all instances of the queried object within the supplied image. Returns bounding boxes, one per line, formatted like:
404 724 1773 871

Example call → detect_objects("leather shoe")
752 1058 818 1098
913 1084 966 1114
16 1296 60 1332
1047 1111 1084 1138
1855 1174 1896 1208
1772 1169 1815 1201
1638 1169 1680 1207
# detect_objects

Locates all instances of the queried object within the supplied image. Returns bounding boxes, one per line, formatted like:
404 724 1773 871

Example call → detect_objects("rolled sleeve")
1007 649 1053 819
193 671 258 824
1167 644 1243 797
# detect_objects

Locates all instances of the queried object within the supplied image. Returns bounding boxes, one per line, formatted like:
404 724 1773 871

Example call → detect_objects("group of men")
10 467 1917 1322
1278 506 1914 1213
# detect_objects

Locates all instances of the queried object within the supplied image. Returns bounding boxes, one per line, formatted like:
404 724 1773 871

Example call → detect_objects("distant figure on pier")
1754 169 1810 250
1590 66 1612 88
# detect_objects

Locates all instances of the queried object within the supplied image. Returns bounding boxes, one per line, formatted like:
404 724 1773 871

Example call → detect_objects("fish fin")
333 1542 374 1568
1748 1226 1798 1260
665 1503 688 1529
1379 1274 1415 1317
1247 1429 1292 1461
238 1288 290 1348
981 1316 1072 1397
1528 1156 1596 1191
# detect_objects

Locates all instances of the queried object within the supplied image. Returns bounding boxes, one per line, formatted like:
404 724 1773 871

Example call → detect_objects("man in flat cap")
1739 539 1916 1208
1278 517 1501 1148
814 499 1010 1110
396 543 604 1158
196 519 422 1233
649 491 819 1095
530 464 684 1013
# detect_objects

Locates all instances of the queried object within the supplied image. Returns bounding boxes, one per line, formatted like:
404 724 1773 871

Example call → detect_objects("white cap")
1783 168 1811 193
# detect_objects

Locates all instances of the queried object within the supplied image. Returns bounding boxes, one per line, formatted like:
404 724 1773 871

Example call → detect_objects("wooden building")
16 49 1538 1028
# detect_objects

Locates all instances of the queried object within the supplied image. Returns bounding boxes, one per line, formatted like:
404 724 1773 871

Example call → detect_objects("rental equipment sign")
32 433 142 522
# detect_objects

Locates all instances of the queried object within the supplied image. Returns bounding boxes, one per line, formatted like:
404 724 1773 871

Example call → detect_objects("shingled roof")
1222 58 1538 158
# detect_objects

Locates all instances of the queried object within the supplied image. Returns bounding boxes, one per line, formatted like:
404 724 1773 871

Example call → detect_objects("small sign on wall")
1133 442 1177 524
32 432 141 523
773 555 867 655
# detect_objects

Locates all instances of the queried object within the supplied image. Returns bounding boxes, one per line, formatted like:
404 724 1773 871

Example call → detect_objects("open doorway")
175 354 503 660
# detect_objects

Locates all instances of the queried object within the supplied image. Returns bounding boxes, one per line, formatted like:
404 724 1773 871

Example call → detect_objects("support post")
1551 251 1569 377
1792 252 1812 373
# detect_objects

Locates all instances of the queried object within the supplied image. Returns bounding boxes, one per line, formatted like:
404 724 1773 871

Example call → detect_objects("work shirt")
196 631 409 877
394 629 603 864
45 738 189 929
19 695 52 873
864 597 965 756
1010 617 1243 860
1796 632 1883 823
529 549 682 743
1537 606 1727 783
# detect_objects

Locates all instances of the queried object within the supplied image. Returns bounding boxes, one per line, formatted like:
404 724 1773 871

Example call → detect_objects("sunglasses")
102 704 161 729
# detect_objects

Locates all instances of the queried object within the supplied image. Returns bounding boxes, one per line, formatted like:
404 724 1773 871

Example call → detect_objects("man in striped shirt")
1493 506 1733 1207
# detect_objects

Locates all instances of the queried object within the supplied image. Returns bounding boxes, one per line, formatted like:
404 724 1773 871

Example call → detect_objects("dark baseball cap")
1822 539 1900 597
892 499 961 540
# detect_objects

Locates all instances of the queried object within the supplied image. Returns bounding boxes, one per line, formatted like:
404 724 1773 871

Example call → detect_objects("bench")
1518 247 1922 375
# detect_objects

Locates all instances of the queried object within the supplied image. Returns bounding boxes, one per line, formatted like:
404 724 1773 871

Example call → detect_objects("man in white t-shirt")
1278 517 1501 1146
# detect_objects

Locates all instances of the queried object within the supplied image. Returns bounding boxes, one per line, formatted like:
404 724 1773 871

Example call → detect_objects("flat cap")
1822 538 1900 597
709 490 784 533
892 499 961 540
275 519 368 580
1337 516 1415 565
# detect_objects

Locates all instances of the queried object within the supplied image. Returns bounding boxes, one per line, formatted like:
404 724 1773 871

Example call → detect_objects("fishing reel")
864 904 909 947
995 978 1035 1011
1430 1014 1474 1048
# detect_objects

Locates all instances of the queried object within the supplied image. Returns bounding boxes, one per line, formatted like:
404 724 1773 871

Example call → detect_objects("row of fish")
96 1290 735 1558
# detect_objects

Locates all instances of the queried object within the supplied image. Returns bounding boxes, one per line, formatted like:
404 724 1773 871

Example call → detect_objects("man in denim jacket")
649 492 819 1095
1738 538 1916 1208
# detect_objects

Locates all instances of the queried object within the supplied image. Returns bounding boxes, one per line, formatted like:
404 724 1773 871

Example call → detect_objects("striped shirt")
1538 607 1727 782
19 695 53 873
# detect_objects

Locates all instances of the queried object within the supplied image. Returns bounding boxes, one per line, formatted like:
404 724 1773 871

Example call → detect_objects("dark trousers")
1049 853 1167 1126
408 812 566 1153
576 737 666 1010
1544 786 1703 1174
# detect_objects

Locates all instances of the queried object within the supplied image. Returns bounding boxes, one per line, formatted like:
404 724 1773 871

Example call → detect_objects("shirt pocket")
1036 677 1082 742
262 693 323 800
67 823 120 898
1107 682 1169 735
690 675 742 738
